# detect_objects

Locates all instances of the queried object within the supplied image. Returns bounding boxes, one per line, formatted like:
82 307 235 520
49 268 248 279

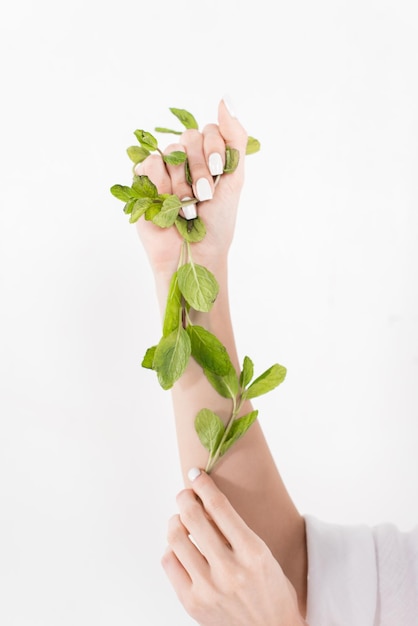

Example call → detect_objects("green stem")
205 395 244 473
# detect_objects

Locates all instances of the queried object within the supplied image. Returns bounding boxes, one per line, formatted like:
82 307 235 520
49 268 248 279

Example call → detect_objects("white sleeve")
305 515 378 625
373 523 418 625
304 515 418 626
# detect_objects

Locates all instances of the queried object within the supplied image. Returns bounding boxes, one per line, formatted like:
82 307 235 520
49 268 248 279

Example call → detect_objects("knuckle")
178 499 202 527
181 128 200 142
163 142 185 155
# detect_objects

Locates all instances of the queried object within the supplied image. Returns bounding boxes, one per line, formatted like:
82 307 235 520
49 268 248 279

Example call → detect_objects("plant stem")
205 396 244 473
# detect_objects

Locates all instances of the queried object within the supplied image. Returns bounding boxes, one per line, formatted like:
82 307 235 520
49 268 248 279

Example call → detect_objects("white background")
1 0 417 624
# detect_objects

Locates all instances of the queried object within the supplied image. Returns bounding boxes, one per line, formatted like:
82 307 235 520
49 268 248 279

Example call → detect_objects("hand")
162 470 307 626
134 99 248 280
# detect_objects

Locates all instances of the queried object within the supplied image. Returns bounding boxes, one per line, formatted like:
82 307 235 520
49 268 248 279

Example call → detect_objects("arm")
136 99 307 616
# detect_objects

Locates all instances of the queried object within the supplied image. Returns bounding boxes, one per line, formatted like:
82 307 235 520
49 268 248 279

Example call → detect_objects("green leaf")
185 160 193 185
141 346 157 370
110 184 134 202
123 199 136 214
220 410 259 456
239 356 254 389
152 195 182 228
134 129 158 152
131 175 158 199
169 108 199 130
126 145 150 164
154 126 182 135
195 408 225 455
163 151 187 165
242 364 287 400
129 198 153 223
177 263 219 312
162 271 182 337
245 136 261 155
145 203 161 220
175 216 206 243
153 327 191 390
186 325 232 376
224 147 240 173
203 366 239 399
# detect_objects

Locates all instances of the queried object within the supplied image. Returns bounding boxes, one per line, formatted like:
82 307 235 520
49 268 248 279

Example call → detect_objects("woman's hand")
162 470 307 626
134 98 248 281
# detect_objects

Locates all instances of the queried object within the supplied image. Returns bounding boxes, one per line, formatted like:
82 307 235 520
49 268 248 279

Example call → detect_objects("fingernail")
134 163 142 175
223 93 237 118
181 197 197 220
208 152 224 176
195 178 213 201
187 467 201 482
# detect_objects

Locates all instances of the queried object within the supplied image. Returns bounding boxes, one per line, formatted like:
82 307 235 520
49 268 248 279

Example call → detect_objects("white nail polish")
181 197 197 220
195 178 213 201
182 204 197 220
223 93 237 118
188 467 201 482
209 153 223 176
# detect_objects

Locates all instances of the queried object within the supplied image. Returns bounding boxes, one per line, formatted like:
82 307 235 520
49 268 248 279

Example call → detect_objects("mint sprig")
111 106 286 473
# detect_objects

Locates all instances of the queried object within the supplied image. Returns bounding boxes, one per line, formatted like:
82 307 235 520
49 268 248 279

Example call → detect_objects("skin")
135 99 308 622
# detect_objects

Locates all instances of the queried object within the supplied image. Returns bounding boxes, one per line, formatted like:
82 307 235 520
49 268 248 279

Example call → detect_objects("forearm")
153 263 307 616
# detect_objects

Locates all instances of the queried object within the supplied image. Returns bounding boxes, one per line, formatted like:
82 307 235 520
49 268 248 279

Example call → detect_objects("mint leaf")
110 184 135 202
224 147 240 173
169 108 199 130
162 272 182 337
163 151 187 166
195 408 225 455
142 346 157 370
129 198 154 223
242 364 287 400
154 126 182 135
186 325 232 376
246 136 261 155
126 145 150 164
153 327 191 390
220 410 258 456
131 175 158 199
134 130 158 152
203 366 239 399
177 263 219 312
175 216 206 243
239 356 254 389
152 195 182 228
123 199 136 214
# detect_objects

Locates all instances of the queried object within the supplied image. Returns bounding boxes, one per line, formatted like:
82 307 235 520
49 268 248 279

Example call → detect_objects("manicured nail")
195 178 213 201
208 152 223 176
223 93 237 118
181 197 197 220
188 467 201 482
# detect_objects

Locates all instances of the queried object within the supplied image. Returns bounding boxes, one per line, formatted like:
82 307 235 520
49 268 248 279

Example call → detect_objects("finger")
163 143 196 220
202 124 225 176
161 546 192 589
180 129 214 203
187 468 253 551
166 513 208 583
217 98 248 182
134 154 172 195
218 97 248 152
161 546 193 607
176 489 231 564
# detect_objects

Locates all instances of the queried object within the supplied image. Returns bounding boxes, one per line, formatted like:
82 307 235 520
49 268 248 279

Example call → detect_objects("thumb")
218 96 248 156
